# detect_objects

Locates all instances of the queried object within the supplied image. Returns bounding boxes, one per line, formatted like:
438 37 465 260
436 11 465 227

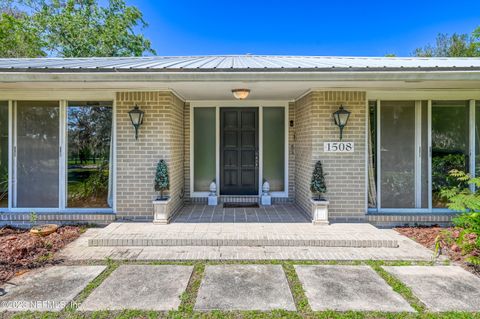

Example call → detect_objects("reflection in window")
432 101 469 208
0 102 7 207
67 102 112 208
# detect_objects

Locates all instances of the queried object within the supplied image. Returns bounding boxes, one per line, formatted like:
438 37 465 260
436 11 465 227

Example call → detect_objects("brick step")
88 234 398 248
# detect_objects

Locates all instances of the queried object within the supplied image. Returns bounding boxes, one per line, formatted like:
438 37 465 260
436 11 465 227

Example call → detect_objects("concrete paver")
295 265 414 312
383 266 480 312
194 264 295 311
78 265 193 311
0 266 106 312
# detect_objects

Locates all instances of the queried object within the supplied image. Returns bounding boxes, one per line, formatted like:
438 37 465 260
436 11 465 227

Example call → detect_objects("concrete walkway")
1 265 479 313
59 227 434 261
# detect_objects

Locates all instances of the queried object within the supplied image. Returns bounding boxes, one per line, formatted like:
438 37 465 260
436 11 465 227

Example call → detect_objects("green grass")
4 260 480 319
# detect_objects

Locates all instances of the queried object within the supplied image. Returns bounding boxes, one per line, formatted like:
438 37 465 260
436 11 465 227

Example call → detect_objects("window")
263 107 285 192
431 101 469 208
67 102 113 208
16 101 60 208
193 107 216 192
368 99 471 211
380 101 416 208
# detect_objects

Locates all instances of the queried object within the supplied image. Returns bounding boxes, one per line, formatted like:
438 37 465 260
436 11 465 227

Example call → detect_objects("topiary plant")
154 159 169 200
310 160 327 200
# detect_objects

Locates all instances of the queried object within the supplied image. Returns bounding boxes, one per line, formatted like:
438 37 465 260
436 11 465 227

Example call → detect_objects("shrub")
154 159 169 200
440 169 480 265
310 160 327 200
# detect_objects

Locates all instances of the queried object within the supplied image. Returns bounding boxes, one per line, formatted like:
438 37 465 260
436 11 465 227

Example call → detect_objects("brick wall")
116 91 185 221
294 91 367 221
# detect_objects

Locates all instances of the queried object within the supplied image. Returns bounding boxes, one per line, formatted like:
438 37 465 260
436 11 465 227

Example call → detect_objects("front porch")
171 204 310 223
88 204 399 248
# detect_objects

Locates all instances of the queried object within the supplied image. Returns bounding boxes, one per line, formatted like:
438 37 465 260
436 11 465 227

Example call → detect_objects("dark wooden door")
220 108 259 195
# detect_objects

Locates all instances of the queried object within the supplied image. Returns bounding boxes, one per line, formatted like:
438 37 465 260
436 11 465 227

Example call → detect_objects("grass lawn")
4 260 480 319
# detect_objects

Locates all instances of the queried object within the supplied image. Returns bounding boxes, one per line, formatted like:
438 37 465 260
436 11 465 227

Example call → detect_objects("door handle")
255 151 259 168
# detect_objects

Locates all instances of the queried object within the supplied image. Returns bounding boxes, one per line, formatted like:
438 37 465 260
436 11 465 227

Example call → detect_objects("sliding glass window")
369 99 471 211
380 101 416 208
16 101 59 208
431 101 469 208
67 102 113 208
0 102 7 208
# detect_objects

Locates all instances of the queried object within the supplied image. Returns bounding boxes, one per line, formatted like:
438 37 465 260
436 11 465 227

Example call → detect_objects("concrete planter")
153 198 172 224
310 199 329 225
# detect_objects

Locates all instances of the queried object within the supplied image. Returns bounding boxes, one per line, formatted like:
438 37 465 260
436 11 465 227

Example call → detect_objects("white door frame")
190 100 289 198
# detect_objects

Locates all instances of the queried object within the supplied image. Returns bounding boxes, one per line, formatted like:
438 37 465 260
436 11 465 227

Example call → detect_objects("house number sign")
324 141 354 153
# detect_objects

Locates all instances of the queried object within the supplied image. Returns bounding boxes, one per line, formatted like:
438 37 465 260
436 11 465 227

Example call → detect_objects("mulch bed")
0 226 82 284
395 226 479 276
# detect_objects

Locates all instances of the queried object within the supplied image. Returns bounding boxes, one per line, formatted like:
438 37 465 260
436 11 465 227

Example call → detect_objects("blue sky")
130 0 479 56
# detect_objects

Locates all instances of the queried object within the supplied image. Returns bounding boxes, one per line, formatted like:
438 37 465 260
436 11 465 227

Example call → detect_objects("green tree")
0 12 45 57
0 0 156 58
414 31 480 57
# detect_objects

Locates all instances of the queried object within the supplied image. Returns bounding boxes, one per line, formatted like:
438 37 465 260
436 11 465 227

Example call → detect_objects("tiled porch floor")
171 204 311 223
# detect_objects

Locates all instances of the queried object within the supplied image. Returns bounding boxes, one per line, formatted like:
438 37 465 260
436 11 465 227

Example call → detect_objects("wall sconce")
332 105 351 140
128 104 144 140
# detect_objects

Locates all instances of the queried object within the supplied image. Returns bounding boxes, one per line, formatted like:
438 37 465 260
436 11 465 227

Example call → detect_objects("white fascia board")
2 70 480 82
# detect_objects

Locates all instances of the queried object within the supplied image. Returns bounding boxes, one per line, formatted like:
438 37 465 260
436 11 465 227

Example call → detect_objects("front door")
220 108 258 195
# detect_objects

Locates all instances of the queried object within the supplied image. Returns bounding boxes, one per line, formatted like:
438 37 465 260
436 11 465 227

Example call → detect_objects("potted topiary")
310 160 329 225
153 159 172 224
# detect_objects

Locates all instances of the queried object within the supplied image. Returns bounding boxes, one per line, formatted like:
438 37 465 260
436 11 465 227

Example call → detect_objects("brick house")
0 55 479 227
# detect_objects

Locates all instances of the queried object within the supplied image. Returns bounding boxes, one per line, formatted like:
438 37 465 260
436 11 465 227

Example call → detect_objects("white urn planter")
310 199 329 225
153 198 172 224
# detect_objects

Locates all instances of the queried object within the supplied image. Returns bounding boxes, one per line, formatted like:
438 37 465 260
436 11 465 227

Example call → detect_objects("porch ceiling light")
128 104 144 140
232 89 250 100
332 105 351 140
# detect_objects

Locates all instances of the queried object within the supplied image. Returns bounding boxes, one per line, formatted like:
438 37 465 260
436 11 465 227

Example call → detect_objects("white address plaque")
324 141 354 153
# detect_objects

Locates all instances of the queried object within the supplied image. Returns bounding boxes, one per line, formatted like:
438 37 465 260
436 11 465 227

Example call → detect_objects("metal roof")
1 55 480 72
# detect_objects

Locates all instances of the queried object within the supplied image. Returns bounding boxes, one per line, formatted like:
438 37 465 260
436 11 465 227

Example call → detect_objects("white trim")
112 98 117 211
12 101 17 207
7 100 12 209
59 100 66 209
469 100 476 189
364 99 369 213
367 90 480 101
3 70 480 83
189 101 289 198
427 100 433 210
258 107 263 196
376 100 381 209
0 90 115 101
414 101 422 208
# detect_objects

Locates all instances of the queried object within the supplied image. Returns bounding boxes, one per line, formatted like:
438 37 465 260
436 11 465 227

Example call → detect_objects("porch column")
294 91 366 222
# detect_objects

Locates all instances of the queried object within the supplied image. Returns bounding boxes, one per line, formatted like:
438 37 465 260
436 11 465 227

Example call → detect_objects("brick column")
116 91 185 221
294 91 366 222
